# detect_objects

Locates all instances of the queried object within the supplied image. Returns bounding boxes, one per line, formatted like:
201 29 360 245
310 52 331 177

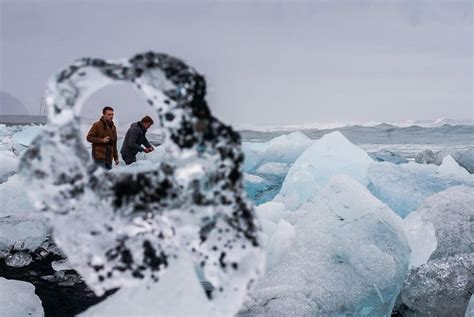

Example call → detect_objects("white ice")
81 253 213 316
275 131 373 210
0 277 44 317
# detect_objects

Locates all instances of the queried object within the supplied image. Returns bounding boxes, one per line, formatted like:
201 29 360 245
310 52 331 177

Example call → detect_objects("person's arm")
113 129 119 162
87 123 102 144
127 128 145 152
142 135 152 149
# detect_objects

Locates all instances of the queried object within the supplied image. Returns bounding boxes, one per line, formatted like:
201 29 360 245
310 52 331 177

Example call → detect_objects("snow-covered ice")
0 277 44 317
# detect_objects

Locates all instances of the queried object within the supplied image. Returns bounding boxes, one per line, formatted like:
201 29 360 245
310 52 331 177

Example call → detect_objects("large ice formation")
0 175 49 256
275 131 373 210
241 176 410 316
397 186 474 316
0 277 44 316
256 132 313 168
367 161 473 218
19 52 264 315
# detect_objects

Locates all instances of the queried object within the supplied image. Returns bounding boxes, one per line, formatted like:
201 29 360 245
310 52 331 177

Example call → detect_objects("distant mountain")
0 92 30 115
236 118 474 132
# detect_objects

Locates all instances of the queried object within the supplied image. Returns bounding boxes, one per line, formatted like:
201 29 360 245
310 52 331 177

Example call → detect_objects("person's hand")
114 159 119 165
102 136 111 143
148 146 155 152
143 148 151 153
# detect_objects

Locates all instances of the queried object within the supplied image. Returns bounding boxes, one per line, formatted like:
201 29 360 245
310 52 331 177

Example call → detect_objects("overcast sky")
1 0 472 126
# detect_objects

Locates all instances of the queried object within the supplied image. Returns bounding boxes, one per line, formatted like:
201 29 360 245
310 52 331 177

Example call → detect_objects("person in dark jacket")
120 116 155 165
86 106 119 170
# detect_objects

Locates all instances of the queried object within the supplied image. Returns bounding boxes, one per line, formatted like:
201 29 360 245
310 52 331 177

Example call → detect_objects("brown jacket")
86 117 118 163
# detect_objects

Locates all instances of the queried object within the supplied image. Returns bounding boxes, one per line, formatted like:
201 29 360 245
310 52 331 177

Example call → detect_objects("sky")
0 0 472 126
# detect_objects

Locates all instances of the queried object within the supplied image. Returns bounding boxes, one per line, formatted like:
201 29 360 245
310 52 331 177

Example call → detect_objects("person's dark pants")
95 159 112 170
121 154 136 165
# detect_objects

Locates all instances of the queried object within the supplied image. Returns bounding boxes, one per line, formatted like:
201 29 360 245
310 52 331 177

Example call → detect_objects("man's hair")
141 116 154 125
102 106 114 114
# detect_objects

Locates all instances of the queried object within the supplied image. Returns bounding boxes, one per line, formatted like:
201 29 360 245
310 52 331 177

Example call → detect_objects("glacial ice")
5 251 33 267
415 149 443 165
81 253 213 316
369 149 408 164
11 125 44 152
399 254 473 317
397 186 474 316
19 51 264 315
0 175 49 254
242 142 270 172
367 161 473 218
241 176 410 316
256 132 313 168
0 150 19 183
255 162 290 177
438 154 471 180
275 131 373 210
454 147 474 174
0 277 44 317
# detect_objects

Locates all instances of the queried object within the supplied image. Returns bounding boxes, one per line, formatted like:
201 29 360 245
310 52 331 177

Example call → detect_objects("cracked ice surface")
19 52 264 315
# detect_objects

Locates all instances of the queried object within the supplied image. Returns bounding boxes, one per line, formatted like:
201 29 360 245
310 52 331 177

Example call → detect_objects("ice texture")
81 253 213 316
12 125 44 152
415 149 444 165
19 52 264 315
397 186 474 316
5 251 33 267
256 132 312 168
367 162 473 218
399 254 473 317
242 142 270 172
275 131 373 210
438 154 471 179
0 150 19 183
0 277 44 317
242 176 410 316
0 175 49 254
454 148 474 174
369 149 408 164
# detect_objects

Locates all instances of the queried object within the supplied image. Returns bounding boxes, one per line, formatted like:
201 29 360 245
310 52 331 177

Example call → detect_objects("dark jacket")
120 122 151 159
86 117 118 163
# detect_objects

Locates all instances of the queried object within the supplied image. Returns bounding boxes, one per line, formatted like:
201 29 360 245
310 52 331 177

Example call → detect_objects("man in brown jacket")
86 106 119 170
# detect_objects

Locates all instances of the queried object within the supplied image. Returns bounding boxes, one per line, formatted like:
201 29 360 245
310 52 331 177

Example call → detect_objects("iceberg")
399 254 473 317
242 142 270 172
275 131 373 210
369 149 408 164
453 147 474 174
12 125 44 152
242 176 410 316
0 277 44 317
438 154 471 180
367 162 471 218
397 186 474 316
0 150 19 183
256 132 313 168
